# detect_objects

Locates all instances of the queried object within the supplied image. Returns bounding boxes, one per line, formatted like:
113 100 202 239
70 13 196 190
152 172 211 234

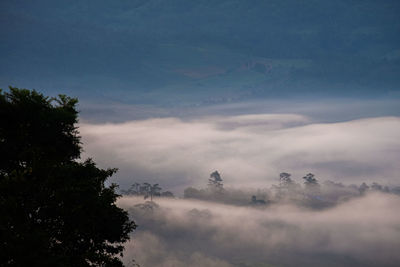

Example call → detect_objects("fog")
80 114 400 191
78 98 400 123
118 193 400 267
80 110 400 266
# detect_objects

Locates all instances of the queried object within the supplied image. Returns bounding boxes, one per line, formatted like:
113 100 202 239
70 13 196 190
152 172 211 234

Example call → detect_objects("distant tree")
121 182 142 195
303 173 318 185
144 183 162 201
303 173 320 194
141 182 151 195
359 182 370 194
184 187 202 199
280 172 298 190
323 180 345 188
208 170 223 192
274 172 301 200
348 184 359 191
279 172 293 187
131 182 141 194
251 195 266 205
123 182 173 200
0 87 135 266
391 186 400 195
383 186 390 193
370 182 383 192
161 191 175 198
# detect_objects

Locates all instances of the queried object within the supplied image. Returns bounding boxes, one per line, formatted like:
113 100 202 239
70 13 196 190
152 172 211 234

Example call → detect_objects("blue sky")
1 0 400 116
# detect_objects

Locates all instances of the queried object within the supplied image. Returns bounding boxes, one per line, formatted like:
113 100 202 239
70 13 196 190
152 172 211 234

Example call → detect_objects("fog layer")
119 193 400 267
80 115 400 191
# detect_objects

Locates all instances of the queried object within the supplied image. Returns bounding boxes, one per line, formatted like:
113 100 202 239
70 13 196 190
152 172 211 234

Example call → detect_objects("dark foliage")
0 87 135 266
208 171 223 191
184 170 400 208
121 182 175 200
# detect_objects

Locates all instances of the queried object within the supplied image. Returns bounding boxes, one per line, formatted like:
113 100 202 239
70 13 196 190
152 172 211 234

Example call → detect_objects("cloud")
79 115 400 192
78 98 400 123
123 231 233 267
119 193 400 267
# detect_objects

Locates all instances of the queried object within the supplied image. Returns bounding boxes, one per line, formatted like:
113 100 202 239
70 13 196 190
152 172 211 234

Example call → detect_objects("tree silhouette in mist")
208 171 224 192
0 87 135 266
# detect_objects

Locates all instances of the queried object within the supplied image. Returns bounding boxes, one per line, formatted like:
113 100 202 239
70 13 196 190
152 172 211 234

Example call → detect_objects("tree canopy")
0 87 135 266
208 171 223 191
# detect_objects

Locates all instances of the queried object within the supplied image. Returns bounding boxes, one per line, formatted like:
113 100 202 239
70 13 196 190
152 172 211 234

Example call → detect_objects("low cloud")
79 114 400 192
119 193 400 267
124 231 232 267
78 98 400 123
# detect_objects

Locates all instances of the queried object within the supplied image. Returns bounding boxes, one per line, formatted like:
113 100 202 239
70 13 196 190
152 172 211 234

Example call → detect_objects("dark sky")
1 0 400 107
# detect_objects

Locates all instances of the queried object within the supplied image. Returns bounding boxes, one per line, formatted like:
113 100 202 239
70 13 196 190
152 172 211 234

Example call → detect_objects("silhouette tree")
302 173 320 195
208 170 224 192
123 182 173 200
359 182 370 194
122 182 141 195
141 182 151 195
251 195 266 205
133 182 141 193
144 183 162 201
279 172 293 187
0 87 135 266
276 172 299 199
303 173 319 186
370 182 388 192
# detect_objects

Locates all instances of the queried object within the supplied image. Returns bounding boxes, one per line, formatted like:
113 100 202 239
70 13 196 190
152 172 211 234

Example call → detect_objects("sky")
1 0 400 105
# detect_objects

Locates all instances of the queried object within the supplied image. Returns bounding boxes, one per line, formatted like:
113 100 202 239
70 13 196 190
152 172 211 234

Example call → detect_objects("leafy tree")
370 182 389 192
0 87 135 266
122 182 173 200
251 195 266 205
303 173 319 186
359 182 370 194
183 187 202 199
275 172 299 199
208 170 223 191
144 183 162 201
302 173 320 194
279 172 299 191
279 172 293 187
121 182 141 195
139 182 150 196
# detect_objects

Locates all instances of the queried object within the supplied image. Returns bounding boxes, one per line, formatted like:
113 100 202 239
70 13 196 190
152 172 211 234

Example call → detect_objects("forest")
123 170 400 209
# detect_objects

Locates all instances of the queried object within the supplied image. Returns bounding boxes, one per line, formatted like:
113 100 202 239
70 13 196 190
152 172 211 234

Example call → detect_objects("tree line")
183 170 400 208
121 182 174 200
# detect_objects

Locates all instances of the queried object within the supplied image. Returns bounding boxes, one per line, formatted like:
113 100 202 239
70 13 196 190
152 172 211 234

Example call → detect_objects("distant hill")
1 0 399 105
